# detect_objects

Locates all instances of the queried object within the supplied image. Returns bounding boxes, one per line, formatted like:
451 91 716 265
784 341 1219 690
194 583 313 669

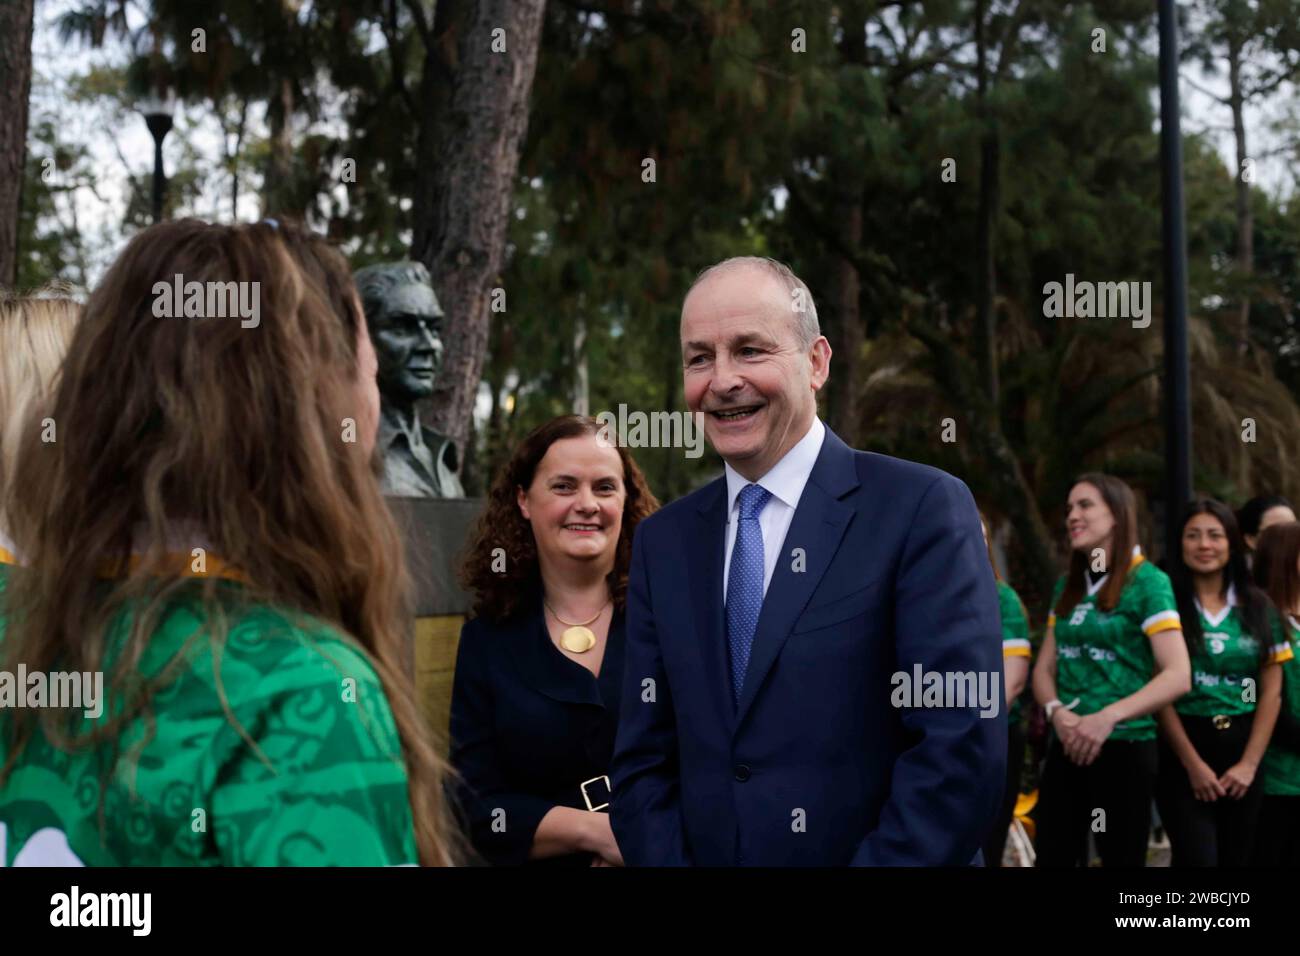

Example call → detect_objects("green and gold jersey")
0 563 417 866
1176 592 1293 718
1047 550 1181 742
997 580 1032 724
1262 617 1300 798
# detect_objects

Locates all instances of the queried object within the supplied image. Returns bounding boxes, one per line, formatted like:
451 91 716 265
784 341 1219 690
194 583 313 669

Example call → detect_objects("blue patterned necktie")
726 483 772 702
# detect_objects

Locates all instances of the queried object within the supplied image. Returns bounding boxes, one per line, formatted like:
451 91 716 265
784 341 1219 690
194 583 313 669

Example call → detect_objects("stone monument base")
387 496 482 752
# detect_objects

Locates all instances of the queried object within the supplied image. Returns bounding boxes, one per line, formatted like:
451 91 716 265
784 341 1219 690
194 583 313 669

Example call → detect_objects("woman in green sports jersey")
1032 473 1192 867
0 219 458 866
1250 521 1300 865
978 512 1032 867
1156 498 1289 867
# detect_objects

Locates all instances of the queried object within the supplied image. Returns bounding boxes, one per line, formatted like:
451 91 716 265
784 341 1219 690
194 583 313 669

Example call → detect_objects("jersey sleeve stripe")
1271 642 1296 664
1142 609 1182 635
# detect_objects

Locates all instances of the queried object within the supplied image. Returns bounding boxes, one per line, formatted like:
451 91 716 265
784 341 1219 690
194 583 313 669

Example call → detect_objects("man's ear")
516 485 531 521
808 336 832 391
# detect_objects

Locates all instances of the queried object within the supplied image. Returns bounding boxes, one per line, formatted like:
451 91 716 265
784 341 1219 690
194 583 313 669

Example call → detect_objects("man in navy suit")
609 257 1006 865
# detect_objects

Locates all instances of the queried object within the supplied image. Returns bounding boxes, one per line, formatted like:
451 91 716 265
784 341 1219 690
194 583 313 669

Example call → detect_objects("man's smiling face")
680 265 830 481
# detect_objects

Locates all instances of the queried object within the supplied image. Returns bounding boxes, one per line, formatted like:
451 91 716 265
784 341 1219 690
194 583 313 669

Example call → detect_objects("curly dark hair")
459 415 660 622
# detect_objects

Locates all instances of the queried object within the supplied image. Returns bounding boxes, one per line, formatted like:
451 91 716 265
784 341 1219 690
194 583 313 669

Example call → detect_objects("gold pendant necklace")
545 598 610 653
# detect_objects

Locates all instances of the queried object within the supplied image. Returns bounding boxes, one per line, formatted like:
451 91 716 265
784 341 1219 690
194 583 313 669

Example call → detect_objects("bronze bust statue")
354 261 464 498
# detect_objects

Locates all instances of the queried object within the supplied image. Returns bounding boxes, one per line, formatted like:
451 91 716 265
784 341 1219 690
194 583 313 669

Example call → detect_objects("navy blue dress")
449 602 625 865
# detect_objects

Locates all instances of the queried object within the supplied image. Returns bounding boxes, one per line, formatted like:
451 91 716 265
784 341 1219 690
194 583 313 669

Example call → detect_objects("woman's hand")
1052 706 1081 752
1065 708 1117 766
582 812 625 866
1219 761 1257 799
1186 759 1226 801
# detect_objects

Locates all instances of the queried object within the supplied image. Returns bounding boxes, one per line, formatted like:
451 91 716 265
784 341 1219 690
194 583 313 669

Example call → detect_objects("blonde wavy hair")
0 288 81 529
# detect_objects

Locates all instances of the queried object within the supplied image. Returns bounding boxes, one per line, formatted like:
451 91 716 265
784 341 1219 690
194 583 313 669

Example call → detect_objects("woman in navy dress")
451 415 658 865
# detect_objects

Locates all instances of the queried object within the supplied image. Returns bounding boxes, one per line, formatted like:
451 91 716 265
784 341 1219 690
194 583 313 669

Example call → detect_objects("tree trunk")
231 95 249 220
261 77 296 218
973 0 1000 405
412 0 547 455
825 184 864 445
1228 33 1252 358
0 0 36 289
573 307 589 416
824 11 868 445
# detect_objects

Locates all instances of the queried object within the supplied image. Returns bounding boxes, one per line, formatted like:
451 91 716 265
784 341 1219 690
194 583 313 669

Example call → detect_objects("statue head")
354 261 444 404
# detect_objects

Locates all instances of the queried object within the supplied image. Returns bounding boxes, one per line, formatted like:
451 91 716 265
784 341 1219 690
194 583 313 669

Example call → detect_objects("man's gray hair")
686 256 820 348
353 260 433 321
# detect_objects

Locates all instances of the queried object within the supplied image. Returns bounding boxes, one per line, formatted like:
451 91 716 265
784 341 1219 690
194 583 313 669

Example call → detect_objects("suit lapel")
688 478 736 734
734 428 859 730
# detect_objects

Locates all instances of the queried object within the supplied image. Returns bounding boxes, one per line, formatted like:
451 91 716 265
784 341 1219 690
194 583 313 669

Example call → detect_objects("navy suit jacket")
609 425 1005 865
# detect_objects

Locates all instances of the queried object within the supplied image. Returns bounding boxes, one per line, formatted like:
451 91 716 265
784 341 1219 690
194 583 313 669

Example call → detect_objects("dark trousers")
1154 712 1262 867
983 721 1026 867
1035 736 1156 867
1253 795 1300 866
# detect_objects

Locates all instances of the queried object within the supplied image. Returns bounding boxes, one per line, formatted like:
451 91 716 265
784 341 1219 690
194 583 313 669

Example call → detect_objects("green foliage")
24 0 1300 583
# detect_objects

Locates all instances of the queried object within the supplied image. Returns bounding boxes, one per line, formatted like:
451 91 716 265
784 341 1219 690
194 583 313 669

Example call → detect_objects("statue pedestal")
387 497 481 749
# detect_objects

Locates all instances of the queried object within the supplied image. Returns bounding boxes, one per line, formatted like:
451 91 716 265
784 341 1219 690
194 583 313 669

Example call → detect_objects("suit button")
734 764 751 782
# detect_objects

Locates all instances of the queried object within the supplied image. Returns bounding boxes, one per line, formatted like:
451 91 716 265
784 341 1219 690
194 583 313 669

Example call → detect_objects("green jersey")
1262 617 1300 797
1047 551 1181 742
1176 593 1293 718
0 565 417 866
997 580 1031 724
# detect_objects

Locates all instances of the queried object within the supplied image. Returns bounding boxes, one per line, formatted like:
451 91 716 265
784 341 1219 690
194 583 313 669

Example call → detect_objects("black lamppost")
1159 0 1192 564
139 90 175 224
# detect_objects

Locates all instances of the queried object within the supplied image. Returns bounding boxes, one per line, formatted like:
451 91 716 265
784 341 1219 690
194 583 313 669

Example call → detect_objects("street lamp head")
138 90 176 141
139 88 176 224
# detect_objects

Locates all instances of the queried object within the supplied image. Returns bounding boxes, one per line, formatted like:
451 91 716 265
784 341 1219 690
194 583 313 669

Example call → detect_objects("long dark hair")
1169 498 1272 661
1055 473 1140 616
1254 522 1300 620
459 415 660 622
1238 495 1293 541
0 218 458 866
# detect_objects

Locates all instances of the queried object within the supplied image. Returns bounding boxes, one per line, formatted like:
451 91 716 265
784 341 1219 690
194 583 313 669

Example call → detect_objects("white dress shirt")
722 416 826 601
